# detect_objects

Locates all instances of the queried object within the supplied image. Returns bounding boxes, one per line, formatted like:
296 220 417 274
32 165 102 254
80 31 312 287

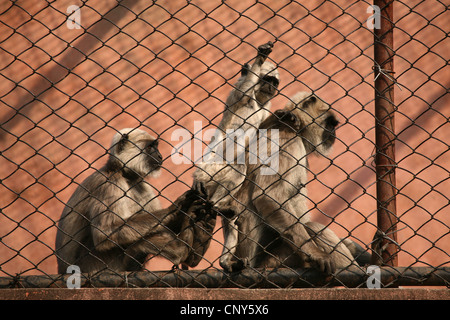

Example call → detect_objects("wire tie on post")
369 226 406 247
373 63 403 91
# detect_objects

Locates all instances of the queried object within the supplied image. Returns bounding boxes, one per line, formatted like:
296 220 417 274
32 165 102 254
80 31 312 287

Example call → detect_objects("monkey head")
285 92 339 155
240 61 280 105
108 128 163 179
256 61 280 104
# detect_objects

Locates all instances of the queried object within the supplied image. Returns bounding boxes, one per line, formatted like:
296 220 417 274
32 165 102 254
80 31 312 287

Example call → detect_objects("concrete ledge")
0 287 448 300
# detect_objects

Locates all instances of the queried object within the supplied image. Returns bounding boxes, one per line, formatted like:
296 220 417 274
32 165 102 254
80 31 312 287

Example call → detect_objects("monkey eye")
301 96 317 109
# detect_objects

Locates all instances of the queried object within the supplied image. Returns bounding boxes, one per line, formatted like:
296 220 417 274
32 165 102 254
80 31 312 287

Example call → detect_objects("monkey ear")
302 95 317 108
116 133 129 154
241 63 250 76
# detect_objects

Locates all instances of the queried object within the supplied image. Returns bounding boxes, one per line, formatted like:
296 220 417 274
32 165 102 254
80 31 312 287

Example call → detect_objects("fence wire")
0 0 448 288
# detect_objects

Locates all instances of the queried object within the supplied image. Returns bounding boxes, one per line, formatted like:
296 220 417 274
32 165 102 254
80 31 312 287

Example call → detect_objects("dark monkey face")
321 114 339 149
240 61 280 105
144 139 163 170
259 75 280 96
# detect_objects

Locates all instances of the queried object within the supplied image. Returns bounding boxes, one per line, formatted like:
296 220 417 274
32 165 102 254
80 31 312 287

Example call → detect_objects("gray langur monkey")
192 42 280 269
222 92 364 273
55 128 214 274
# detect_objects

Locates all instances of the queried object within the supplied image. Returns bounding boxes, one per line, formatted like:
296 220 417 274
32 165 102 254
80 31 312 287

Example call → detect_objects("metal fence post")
373 0 398 266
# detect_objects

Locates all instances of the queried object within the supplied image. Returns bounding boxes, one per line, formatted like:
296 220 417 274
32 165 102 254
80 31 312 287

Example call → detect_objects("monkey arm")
126 184 214 266
126 194 215 266
155 181 213 232
87 177 186 251
181 202 217 268
178 182 217 267
152 188 200 229
124 206 195 266
90 208 153 253
228 42 273 107
89 188 204 265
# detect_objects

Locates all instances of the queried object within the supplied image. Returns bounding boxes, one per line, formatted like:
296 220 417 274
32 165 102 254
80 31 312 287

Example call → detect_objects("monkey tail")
341 238 371 266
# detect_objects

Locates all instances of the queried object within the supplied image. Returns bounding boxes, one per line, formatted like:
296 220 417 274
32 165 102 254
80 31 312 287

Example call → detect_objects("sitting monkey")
55 128 214 274
222 93 364 273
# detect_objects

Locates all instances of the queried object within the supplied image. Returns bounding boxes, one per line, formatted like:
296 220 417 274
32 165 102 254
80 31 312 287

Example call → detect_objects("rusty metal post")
372 0 398 266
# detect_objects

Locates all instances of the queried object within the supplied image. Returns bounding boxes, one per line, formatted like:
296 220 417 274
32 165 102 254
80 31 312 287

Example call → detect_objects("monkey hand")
220 256 245 273
274 109 301 130
192 181 209 201
309 250 336 275
191 181 214 220
185 187 215 224
179 181 210 212
257 41 273 58
191 200 216 225
181 199 216 268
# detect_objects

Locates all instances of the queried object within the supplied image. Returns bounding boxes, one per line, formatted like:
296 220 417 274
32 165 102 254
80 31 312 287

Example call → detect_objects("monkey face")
321 114 339 149
286 92 339 155
109 128 162 178
258 74 280 97
144 139 163 170
255 61 280 105
239 61 279 106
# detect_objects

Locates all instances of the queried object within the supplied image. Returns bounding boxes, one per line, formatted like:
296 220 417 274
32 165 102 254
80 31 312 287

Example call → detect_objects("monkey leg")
125 198 208 267
124 226 192 267
305 221 357 270
253 197 336 274
219 216 245 272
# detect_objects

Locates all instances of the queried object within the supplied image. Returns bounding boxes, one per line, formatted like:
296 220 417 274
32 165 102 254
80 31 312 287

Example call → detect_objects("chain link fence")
0 0 448 289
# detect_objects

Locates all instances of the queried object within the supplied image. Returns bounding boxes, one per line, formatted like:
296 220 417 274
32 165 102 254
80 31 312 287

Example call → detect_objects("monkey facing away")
55 128 214 274
192 41 280 269
221 92 361 273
